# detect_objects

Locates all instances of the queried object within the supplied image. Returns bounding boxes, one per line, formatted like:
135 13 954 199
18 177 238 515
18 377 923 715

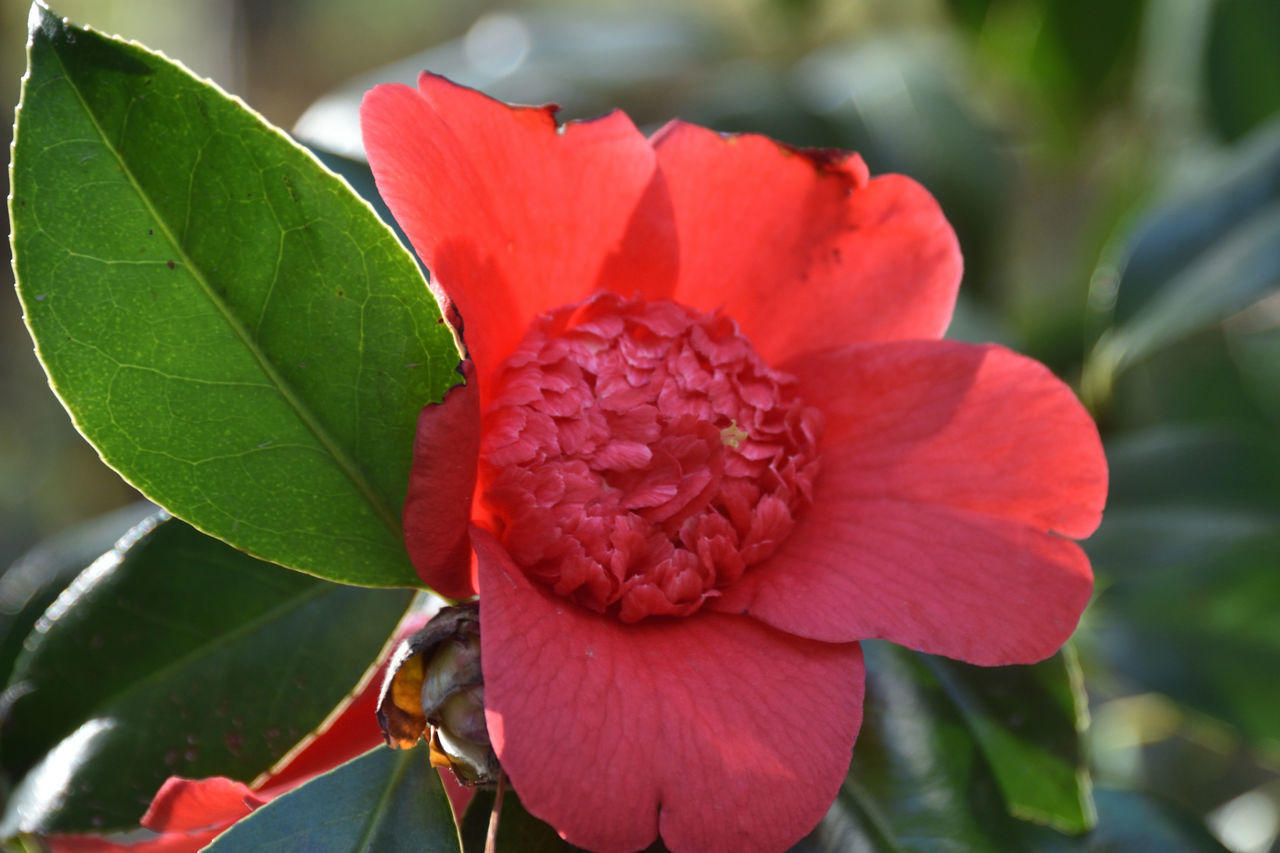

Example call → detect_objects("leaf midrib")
45 30 402 540
353 748 416 852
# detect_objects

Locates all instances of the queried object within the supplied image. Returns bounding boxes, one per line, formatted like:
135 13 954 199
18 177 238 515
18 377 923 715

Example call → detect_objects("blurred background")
2 0 1278 850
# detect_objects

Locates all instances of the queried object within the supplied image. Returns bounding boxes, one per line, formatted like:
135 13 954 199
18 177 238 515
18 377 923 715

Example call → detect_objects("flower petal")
361 75 676 391
710 341 1103 664
789 340 1107 538
651 121 962 362
403 360 481 599
140 777 261 833
473 528 863 853
713 500 1092 665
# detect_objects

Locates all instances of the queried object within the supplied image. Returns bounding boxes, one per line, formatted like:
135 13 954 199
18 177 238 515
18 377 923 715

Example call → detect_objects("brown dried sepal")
375 602 499 785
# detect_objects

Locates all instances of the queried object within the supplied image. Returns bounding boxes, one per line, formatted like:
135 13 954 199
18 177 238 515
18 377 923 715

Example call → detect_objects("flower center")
479 293 823 622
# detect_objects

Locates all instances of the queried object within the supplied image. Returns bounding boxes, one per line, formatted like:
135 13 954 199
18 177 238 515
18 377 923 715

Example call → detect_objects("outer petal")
474 529 864 853
140 778 261 833
652 122 962 362
791 341 1106 538
711 341 1104 665
403 360 480 599
361 75 676 393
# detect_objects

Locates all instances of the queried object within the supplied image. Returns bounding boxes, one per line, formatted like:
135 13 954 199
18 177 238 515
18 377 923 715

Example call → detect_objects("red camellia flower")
362 74 1107 853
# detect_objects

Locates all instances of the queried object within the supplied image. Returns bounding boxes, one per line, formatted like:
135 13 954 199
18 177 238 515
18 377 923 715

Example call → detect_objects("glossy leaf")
305 146 416 259
1102 118 1280 327
0 515 412 834
0 501 154 689
1094 206 1280 374
204 744 458 853
797 642 1042 852
920 651 1093 833
1088 118 1280 387
9 6 462 588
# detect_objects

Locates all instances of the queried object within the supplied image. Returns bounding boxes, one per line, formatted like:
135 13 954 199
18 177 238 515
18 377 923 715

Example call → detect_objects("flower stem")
485 772 507 853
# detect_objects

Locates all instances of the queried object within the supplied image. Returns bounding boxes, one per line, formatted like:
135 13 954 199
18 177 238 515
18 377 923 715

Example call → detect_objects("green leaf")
798 643 1045 852
1102 118 1280 328
1093 206 1280 374
1205 0 1280 142
1092 532 1280 747
1086 118 1280 389
203 744 459 853
0 515 412 834
9 5 462 588
919 651 1093 834
0 501 154 689
1086 428 1280 577
1225 319 1280 424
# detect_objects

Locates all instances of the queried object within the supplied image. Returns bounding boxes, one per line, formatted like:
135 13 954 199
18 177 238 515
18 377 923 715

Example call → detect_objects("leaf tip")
26 1 58 48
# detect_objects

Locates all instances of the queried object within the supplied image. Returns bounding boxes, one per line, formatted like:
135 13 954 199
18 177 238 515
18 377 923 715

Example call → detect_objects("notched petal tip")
650 119 870 185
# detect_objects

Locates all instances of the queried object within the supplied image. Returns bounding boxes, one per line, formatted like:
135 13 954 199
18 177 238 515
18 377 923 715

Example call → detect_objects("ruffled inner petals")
480 294 822 621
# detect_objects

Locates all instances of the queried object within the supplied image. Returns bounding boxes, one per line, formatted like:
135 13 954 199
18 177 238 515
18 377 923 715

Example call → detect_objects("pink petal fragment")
140 777 258 833
474 528 864 853
361 75 676 394
403 361 481 600
652 121 962 362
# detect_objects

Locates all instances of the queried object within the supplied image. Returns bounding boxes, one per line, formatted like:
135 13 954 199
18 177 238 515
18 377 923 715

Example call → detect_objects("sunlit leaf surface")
10 7 461 587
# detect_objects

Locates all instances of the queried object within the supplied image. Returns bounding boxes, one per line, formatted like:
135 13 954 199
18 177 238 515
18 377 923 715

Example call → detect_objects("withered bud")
376 603 500 785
